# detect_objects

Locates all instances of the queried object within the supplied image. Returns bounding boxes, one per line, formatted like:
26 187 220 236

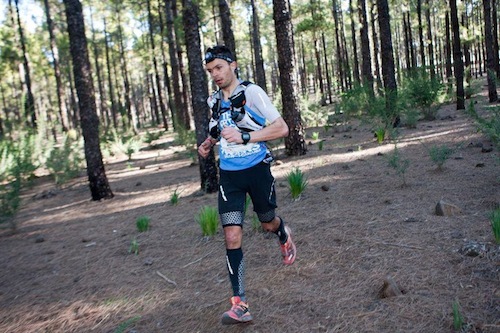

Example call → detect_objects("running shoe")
221 296 253 325
280 225 296 265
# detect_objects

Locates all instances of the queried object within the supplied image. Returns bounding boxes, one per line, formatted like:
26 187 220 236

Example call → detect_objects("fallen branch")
373 241 425 250
156 271 177 286
182 250 214 268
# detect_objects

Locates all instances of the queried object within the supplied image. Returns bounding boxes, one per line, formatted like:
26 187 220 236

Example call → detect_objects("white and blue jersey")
207 82 281 171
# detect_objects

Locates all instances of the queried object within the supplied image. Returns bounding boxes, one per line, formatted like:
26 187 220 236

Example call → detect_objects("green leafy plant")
250 215 261 232
129 238 139 255
401 68 444 121
45 134 84 185
114 316 141 333
196 206 219 237
144 130 162 144
110 130 142 161
374 128 386 144
286 167 308 200
427 144 455 170
466 101 500 149
490 208 500 244
318 140 324 151
452 300 464 331
136 216 150 232
311 132 320 140
387 145 410 186
170 188 181 205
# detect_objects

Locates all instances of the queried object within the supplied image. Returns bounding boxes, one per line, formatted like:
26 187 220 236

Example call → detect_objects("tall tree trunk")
273 0 307 156
103 18 118 129
417 0 426 68
321 32 333 103
482 0 498 102
250 0 267 91
492 0 499 78
63 0 113 201
165 0 190 129
147 0 169 130
182 0 218 193
172 1 191 125
425 0 435 79
445 11 453 83
219 0 237 60
115 7 135 133
359 0 374 95
89 8 109 128
349 0 360 84
370 1 383 90
332 0 344 92
43 0 69 132
449 0 465 109
403 12 411 70
158 4 176 131
14 0 36 128
376 0 399 124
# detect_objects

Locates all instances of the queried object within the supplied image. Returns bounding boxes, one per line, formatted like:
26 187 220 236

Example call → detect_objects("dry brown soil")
0 89 499 333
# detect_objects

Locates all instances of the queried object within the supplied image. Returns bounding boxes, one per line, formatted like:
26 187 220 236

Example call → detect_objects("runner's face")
205 59 236 89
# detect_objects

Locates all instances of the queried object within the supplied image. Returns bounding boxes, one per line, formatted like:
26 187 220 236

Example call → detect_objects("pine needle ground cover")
0 95 498 333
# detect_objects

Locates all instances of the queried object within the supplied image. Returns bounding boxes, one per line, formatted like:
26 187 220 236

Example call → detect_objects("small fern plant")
286 167 308 200
428 144 455 170
387 145 410 186
490 208 500 244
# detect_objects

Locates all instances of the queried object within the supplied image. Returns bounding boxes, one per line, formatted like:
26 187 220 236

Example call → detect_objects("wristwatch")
241 132 251 145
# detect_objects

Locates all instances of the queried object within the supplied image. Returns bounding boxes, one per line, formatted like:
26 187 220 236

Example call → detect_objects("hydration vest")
208 81 265 139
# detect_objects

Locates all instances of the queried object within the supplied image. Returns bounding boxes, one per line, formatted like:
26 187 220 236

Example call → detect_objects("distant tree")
14 0 36 128
182 0 218 193
376 0 398 123
63 0 114 201
219 0 237 60
273 0 307 156
449 0 465 109
358 0 374 95
250 0 267 90
43 0 69 132
482 0 498 102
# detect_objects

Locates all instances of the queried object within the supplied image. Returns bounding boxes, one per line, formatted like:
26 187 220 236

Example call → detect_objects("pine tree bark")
165 0 190 129
103 19 118 129
492 0 499 78
43 0 69 132
417 0 426 68
14 0 36 128
425 0 435 79
250 0 267 91
182 0 218 193
358 0 374 95
273 0 307 156
376 0 398 123
482 0 498 102
445 11 453 83
449 0 465 109
349 0 360 84
219 0 237 60
63 0 113 201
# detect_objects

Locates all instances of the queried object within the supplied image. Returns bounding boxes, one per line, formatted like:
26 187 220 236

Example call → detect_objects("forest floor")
0 84 499 333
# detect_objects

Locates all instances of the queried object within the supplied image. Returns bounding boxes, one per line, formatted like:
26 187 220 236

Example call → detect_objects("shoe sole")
282 226 296 265
221 314 253 325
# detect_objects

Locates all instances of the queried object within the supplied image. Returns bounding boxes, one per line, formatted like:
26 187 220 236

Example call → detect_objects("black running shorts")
218 162 277 215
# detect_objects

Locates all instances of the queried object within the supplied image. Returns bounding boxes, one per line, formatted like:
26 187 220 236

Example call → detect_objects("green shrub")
452 300 464 331
427 144 455 170
46 134 84 185
170 188 180 205
466 101 500 149
196 206 219 237
129 238 139 255
401 69 444 121
144 130 162 144
490 208 500 244
136 216 150 232
387 145 410 186
286 167 308 200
